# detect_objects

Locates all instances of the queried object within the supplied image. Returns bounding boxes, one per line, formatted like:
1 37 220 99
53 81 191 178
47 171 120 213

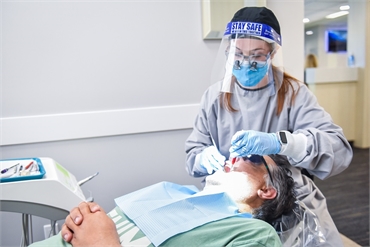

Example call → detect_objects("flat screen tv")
325 30 347 53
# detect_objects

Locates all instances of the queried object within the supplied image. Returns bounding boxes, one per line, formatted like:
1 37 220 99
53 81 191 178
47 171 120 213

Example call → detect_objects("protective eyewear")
243 155 274 186
225 47 271 70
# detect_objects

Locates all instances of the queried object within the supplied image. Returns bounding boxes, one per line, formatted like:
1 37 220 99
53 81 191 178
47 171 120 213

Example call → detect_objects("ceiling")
304 0 349 28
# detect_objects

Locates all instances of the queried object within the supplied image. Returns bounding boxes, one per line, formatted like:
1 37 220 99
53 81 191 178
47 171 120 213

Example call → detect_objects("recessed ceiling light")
306 31 313 35
303 18 310 23
340 5 350 10
326 11 349 19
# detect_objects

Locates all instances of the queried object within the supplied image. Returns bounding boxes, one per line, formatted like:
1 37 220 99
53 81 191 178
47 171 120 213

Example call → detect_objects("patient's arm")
62 202 120 247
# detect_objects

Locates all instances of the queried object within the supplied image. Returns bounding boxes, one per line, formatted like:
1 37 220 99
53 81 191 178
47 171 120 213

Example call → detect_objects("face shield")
210 21 284 94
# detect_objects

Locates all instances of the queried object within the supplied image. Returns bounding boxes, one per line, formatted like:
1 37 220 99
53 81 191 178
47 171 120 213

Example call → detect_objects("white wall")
268 0 304 81
0 1 304 246
1 1 217 146
348 0 366 67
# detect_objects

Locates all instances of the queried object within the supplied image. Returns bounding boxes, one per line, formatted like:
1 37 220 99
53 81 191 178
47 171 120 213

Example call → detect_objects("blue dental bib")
114 181 252 246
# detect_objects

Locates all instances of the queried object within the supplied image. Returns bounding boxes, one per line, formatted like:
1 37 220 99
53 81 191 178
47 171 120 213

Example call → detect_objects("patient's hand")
62 202 120 247
61 202 101 242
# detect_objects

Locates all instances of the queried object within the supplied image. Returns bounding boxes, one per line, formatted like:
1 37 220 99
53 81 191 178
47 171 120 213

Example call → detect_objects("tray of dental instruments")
0 157 46 183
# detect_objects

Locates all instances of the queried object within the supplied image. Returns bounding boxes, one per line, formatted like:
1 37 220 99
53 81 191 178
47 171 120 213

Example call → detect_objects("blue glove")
229 130 281 157
199 146 226 174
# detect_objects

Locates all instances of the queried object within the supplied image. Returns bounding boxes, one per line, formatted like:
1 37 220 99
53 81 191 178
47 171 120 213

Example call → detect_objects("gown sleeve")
185 88 217 177
287 85 353 180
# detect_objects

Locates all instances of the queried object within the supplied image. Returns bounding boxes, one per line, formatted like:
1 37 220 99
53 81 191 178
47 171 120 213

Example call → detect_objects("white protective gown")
185 80 353 247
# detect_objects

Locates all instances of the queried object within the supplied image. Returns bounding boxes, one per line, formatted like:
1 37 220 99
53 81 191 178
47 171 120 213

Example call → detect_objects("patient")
30 154 296 247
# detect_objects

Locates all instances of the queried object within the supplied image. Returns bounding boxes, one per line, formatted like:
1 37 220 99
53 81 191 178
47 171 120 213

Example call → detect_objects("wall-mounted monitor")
325 30 347 53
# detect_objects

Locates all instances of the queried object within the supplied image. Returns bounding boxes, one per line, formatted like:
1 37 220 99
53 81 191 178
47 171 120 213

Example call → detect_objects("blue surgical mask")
232 63 269 87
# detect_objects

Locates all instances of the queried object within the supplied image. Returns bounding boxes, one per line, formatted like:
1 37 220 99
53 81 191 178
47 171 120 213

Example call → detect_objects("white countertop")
305 67 359 84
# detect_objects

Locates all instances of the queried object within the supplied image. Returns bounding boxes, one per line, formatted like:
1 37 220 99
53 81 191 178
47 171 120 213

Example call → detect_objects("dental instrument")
78 172 99 186
1 163 19 174
25 161 34 170
18 165 23 176
0 167 18 179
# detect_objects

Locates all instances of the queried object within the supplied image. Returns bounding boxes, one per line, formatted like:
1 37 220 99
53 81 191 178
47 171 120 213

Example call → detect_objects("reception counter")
305 67 359 141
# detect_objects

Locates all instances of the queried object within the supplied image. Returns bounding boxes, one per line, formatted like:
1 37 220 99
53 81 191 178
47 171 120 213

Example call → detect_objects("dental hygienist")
185 6 353 247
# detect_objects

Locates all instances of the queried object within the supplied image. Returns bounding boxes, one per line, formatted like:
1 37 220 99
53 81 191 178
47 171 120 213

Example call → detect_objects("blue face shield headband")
224 22 282 46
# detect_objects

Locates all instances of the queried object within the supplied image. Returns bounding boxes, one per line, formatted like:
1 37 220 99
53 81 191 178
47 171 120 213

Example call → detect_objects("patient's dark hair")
252 154 296 225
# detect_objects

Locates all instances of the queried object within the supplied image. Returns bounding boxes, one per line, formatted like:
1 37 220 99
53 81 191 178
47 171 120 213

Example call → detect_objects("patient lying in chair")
30 154 298 247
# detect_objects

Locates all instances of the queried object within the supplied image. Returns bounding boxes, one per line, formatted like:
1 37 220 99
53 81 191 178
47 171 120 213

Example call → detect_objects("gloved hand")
229 130 280 157
199 146 226 174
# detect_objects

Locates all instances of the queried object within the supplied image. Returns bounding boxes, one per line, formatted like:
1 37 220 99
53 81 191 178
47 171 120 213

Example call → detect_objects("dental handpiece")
78 172 99 186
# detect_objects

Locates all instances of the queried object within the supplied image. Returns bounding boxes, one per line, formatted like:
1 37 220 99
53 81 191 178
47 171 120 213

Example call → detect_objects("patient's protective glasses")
242 155 274 186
